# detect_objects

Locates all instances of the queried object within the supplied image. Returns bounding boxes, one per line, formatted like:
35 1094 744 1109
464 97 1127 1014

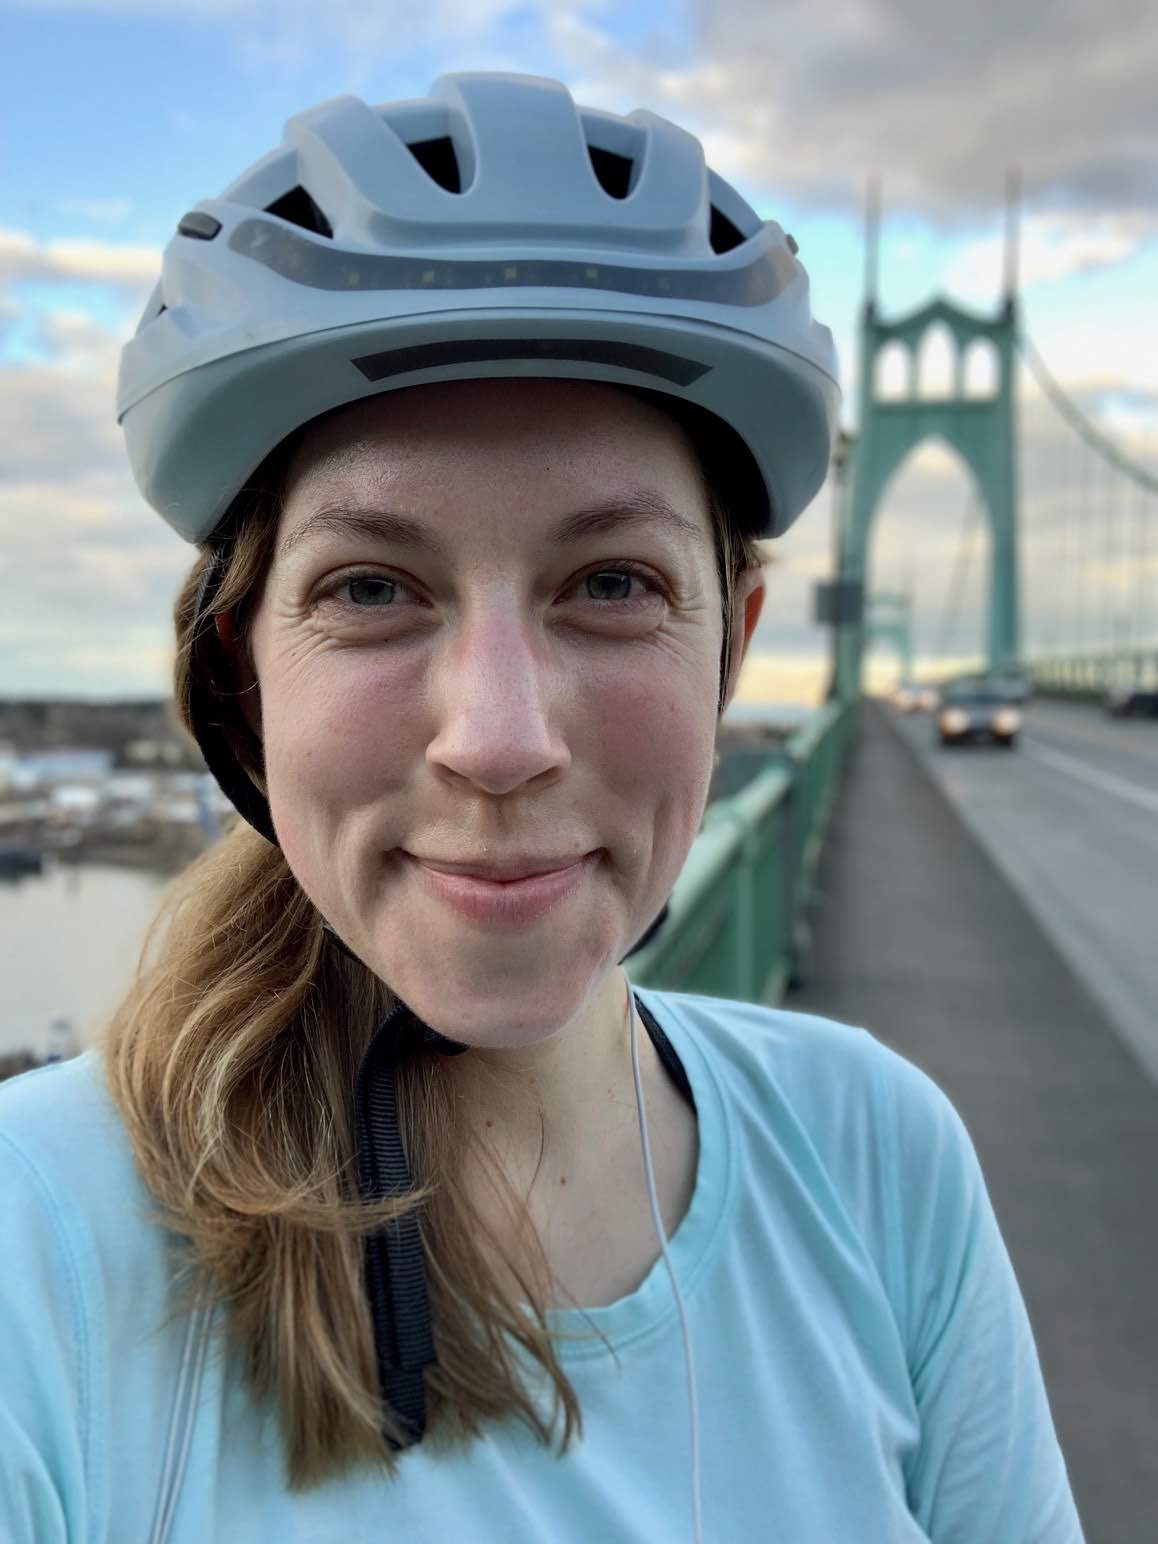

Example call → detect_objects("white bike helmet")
118 71 840 544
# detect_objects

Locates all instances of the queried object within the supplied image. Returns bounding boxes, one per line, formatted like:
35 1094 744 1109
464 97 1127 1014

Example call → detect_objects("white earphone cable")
627 981 704 1544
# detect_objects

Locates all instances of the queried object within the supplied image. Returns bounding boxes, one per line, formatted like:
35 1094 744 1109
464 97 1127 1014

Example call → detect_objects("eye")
574 564 664 605
339 575 402 607
317 572 416 611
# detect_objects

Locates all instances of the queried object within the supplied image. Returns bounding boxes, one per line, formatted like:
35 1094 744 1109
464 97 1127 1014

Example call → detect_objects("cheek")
259 655 424 849
599 675 713 764
588 664 718 851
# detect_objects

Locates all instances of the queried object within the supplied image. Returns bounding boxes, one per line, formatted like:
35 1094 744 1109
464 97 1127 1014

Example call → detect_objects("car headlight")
994 708 1022 734
940 709 969 733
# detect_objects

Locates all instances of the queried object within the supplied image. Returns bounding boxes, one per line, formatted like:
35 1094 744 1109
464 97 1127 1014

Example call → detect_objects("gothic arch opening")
916 322 957 400
874 339 911 401
864 435 990 688
963 337 999 398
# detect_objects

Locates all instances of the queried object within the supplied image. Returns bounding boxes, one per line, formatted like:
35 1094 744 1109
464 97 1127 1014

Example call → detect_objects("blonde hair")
102 424 764 1488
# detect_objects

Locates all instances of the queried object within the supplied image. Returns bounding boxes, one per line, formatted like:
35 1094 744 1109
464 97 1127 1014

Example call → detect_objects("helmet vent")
265 186 334 239
709 205 745 255
406 136 463 194
588 145 634 199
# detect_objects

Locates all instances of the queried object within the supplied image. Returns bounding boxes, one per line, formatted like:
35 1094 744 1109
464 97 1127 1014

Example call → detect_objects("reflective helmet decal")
229 217 794 308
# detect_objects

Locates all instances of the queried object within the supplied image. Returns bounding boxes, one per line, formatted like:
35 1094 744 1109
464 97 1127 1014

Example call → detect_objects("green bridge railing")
1029 649 1158 701
630 697 858 1004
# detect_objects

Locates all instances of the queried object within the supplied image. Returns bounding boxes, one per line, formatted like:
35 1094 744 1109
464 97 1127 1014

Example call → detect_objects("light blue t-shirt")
0 987 1084 1542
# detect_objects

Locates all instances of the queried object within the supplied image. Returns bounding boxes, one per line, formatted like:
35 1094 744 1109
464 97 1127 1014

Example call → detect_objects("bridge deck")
790 699 1158 1544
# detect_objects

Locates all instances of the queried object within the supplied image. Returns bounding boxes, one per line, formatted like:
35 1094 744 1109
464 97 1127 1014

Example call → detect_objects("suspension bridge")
631 181 1158 1544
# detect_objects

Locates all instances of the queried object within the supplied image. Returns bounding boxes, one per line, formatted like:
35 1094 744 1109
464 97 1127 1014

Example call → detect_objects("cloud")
0 336 124 483
1017 317 1158 402
29 309 126 372
11 0 1156 224
0 303 194 696
0 232 155 384
552 0 1158 219
947 212 1158 298
0 227 161 288
0 291 20 344
0 463 190 696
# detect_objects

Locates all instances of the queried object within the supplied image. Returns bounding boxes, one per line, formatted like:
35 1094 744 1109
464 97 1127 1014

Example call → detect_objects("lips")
402 850 598 926
405 854 591 882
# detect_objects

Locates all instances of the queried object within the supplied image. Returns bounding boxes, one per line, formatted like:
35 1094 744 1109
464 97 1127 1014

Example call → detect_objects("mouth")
403 853 595 883
400 850 599 926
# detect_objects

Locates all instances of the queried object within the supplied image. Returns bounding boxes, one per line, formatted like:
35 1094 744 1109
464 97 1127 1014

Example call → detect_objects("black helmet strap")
355 989 692 1451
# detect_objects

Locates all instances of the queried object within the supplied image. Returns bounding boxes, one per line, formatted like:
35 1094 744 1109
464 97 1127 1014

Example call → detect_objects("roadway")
789 698 1158 1543
890 696 1158 1086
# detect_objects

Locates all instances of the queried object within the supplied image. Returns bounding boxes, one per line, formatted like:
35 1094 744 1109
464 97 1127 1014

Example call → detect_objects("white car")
893 682 939 713
937 685 1022 748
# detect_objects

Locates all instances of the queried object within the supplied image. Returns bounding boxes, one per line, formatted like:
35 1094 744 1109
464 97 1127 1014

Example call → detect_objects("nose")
425 606 570 796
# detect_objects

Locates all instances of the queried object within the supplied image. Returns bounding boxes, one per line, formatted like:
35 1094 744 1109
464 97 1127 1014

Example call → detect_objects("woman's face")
246 377 764 1045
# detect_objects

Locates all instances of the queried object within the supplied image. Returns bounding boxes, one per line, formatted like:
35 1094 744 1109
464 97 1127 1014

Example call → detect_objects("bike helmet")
118 70 840 545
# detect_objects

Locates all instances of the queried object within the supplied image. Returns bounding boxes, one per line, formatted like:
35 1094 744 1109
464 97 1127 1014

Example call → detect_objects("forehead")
275 378 714 557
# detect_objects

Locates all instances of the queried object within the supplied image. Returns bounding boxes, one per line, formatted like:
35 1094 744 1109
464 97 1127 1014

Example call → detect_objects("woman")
0 73 1083 1542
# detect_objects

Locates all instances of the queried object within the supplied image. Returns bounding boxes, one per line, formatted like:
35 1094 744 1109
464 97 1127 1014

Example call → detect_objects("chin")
372 942 612 1048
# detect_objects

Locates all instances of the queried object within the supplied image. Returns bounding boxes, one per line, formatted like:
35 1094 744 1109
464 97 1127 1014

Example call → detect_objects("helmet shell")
118 72 841 541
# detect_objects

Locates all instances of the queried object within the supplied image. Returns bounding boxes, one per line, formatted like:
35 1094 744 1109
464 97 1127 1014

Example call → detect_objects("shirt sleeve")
0 1129 90 1543
876 1047 1087 1544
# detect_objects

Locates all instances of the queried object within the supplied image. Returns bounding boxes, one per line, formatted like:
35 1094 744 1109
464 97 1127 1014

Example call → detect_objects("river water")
0 861 170 1060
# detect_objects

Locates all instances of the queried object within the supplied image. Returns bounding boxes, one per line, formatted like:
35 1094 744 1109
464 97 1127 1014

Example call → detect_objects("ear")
719 565 766 717
214 610 263 740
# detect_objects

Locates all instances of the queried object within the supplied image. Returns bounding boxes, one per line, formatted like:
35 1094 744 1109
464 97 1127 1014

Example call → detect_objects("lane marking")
1023 740 1158 816
1028 707 1158 767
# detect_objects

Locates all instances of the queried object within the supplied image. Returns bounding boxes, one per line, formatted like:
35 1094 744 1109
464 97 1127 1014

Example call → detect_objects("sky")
2 0 1156 705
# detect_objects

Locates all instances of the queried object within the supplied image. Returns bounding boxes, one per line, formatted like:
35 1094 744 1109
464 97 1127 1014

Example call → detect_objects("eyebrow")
276 490 708 562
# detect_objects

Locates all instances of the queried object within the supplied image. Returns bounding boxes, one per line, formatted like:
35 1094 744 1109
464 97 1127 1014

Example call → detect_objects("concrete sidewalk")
790 700 1158 1543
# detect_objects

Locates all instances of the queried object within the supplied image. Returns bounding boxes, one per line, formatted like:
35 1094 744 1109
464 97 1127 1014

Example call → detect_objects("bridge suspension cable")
1017 331 1158 493
931 485 982 664
1018 329 1157 655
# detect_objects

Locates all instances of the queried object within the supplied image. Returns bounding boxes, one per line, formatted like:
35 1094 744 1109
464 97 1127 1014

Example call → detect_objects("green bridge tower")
835 179 1022 700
